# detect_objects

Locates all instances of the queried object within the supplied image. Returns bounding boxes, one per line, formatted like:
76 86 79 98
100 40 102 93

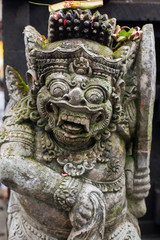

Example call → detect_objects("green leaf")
128 28 134 35
117 36 127 42
113 43 122 51
118 28 133 38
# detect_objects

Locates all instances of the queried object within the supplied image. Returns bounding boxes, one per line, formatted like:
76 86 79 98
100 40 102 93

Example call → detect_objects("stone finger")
134 176 150 185
75 213 87 227
132 191 149 200
134 183 151 193
79 207 92 219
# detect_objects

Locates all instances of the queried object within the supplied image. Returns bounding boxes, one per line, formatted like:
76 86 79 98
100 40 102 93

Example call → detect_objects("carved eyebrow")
85 85 109 99
85 82 112 100
90 77 112 91
45 73 70 86
90 76 111 82
86 78 110 88
46 78 70 90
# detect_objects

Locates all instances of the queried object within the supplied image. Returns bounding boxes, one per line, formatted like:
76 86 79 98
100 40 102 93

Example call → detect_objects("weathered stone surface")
0 8 156 240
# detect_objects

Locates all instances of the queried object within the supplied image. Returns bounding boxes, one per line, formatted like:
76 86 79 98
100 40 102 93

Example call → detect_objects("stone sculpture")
0 8 156 240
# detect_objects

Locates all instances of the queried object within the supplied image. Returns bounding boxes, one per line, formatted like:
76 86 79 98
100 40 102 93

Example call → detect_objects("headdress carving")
26 39 123 82
24 17 127 95
24 8 141 96
48 9 116 47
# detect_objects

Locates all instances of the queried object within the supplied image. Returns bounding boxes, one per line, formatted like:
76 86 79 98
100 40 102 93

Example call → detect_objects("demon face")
37 72 113 150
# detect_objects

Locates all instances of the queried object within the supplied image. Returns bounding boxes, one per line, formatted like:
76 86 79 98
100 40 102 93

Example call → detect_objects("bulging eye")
50 82 69 98
85 88 104 104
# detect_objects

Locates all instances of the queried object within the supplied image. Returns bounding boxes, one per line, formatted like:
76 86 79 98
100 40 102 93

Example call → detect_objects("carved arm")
0 142 63 205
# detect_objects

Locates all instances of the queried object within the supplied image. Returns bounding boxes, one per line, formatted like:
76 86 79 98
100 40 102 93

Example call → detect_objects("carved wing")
134 24 156 178
133 24 156 197
124 24 156 217
6 65 29 101
4 66 29 116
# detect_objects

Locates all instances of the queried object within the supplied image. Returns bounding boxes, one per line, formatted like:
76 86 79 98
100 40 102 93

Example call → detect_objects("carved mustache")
49 99 104 114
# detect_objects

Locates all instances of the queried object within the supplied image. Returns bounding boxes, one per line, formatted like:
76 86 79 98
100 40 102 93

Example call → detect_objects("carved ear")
24 25 42 50
5 65 29 102
26 69 37 89
24 25 43 69
115 78 125 97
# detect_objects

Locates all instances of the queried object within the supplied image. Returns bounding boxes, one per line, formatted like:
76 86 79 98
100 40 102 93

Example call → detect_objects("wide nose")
63 87 86 105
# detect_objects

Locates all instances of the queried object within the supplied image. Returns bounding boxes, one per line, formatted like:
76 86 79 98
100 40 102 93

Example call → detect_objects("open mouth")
57 114 90 135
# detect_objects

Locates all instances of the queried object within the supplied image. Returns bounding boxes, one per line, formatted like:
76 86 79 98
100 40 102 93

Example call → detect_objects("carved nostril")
91 111 104 123
96 113 104 122
46 102 58 115
63 94 70 101
63 88 85 105
80 99 87 106
46 102 53 112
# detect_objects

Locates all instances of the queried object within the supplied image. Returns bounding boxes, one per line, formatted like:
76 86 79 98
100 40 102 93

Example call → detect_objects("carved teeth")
81 118 90 133
57 114 90 133
57 116 62 126
67 116 73 122
85 120 90 133
62 115 67 121
57 115 63 126
75 117 81 124
57 115 68 126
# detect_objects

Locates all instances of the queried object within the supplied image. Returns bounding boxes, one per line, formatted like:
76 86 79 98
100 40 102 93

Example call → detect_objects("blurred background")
0 0 160 239
0 0 7 239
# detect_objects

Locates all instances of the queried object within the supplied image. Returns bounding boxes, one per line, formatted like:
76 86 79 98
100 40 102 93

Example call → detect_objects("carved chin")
54 130 91 147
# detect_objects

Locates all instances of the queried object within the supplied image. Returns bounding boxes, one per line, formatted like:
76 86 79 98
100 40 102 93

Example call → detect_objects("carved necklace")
40 130 112 177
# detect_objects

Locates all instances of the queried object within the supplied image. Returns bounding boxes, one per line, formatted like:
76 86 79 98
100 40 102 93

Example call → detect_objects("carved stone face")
37 72 113 150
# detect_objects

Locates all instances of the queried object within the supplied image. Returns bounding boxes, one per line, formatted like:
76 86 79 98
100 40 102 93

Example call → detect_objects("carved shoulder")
0 114 35 158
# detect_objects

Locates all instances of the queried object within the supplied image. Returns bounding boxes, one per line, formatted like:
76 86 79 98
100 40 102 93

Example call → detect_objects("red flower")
64 19 67 26
62 173 68 177
80 14 84 19
54 12 59 20
91 16 95 21
37 35 42 41
65 1 73 8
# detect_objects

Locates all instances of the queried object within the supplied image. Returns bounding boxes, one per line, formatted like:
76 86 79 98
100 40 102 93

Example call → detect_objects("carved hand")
68 183 106 240
125 156 150 200
69 183 96 229
132 168 150 200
